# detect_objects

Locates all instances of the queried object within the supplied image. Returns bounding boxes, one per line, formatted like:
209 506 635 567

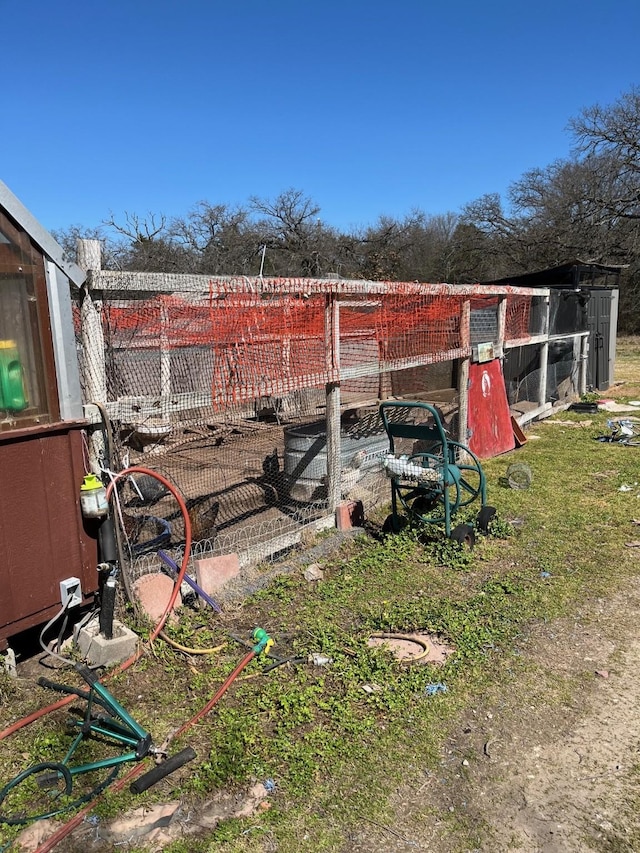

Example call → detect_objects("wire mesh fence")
504 339 581 411
72 274 544 581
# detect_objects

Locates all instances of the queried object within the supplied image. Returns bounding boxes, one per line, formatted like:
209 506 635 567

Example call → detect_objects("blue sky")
2 0 639 234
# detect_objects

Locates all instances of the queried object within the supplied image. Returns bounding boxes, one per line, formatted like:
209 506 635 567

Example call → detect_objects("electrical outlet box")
60 577 82 608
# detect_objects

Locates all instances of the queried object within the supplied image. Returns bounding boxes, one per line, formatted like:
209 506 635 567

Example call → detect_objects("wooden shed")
0 181 98 653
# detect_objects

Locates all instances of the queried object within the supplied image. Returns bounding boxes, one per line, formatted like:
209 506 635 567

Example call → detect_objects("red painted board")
467 360 516 458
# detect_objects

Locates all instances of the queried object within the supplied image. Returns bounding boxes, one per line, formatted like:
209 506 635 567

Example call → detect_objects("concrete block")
77 620 138 668
195 553 240 596
335 500 364 531
132 573 182 623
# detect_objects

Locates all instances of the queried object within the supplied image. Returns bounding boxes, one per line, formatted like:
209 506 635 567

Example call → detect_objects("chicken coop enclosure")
73 244 587 588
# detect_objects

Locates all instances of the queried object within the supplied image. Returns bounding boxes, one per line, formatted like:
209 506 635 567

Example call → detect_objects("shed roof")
485 259 625 289
0 180 85 287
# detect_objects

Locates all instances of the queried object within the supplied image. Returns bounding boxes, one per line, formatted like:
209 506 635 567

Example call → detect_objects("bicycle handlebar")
130 747 197 794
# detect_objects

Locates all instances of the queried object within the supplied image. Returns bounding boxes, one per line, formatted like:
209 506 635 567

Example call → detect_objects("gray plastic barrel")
283 420 388 501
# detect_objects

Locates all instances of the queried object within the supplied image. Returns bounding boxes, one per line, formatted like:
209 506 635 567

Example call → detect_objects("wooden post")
77 239 106 473
497 296 507 349
457 299 471 449
326 382 342 512
76 239 102 274
325 294 342 513
538 296 550 406
160 299 171 401
580 334 589 395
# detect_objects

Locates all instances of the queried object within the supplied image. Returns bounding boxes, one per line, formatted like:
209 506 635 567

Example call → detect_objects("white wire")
39 599 75 666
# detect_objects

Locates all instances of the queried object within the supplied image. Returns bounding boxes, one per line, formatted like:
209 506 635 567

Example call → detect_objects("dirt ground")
347 558 640 853
13 557 640 853
344 346 640 853
19 554 639 853
13 487 640 852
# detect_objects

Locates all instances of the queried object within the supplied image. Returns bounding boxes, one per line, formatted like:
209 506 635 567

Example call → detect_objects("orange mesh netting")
504 295 532 341
75 280 533 409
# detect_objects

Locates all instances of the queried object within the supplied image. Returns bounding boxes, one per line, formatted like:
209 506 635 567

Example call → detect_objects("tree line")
56 87 640 333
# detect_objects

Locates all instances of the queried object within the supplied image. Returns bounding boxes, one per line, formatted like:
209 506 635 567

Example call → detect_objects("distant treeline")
57 87 640 333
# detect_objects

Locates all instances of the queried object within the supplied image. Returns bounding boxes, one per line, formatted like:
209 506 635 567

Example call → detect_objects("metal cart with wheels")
379 401 495 543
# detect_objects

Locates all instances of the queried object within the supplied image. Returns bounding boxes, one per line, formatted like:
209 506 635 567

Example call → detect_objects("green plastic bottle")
0 340 27 412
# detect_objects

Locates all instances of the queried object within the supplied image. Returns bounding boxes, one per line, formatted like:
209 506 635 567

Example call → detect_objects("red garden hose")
2 467 261 851
0 467 191 740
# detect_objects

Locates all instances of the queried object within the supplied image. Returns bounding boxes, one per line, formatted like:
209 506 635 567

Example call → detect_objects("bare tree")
101 211 198 272
569 87 640 224
103 211 168 243
169 202 257 274
249 189 324 276
250 189 320 240
52 224 123 270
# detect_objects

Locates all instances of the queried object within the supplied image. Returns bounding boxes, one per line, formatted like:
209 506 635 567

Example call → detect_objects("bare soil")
347 550 640 852
346 354 640 853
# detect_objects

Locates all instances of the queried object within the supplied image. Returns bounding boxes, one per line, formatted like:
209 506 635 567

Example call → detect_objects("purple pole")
158 550 222 613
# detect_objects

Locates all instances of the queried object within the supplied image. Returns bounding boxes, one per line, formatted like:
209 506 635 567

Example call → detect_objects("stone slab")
132 573 182 623
195 553 241 596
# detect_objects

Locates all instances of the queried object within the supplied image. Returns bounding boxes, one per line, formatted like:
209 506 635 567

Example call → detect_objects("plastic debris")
424 682 447 696
383 454 440 482
598 419 640 443
263 779 277 793
540 571 552 579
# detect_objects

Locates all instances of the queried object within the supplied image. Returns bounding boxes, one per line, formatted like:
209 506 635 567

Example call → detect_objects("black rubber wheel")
130 747 197 794
450 523 476 549
382 513 408 534
476 505 497 534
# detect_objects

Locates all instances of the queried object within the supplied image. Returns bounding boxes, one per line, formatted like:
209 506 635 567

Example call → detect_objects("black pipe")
99 577 117 639
98 516 118 564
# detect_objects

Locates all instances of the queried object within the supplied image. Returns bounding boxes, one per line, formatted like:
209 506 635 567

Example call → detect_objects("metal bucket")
283 419 388 502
